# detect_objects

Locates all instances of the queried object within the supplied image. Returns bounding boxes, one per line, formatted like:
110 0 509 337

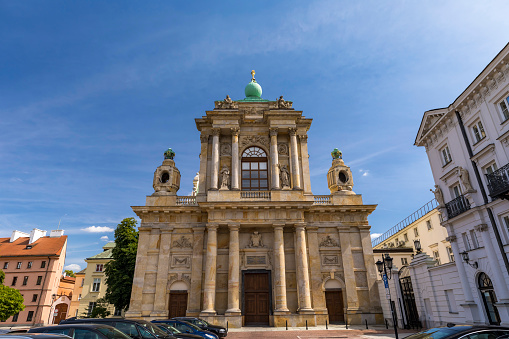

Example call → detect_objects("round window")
338 171 348 184
161 172 170 183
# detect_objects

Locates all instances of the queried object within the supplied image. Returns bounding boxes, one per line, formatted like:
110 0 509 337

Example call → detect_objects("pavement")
227 324 420 339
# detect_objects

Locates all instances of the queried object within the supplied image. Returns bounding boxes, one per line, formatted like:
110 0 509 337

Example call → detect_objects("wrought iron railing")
486 163 509 199
445 195 471 219
313 195 332 205
176 196 197 206
240 191 271 200
371 199 438 247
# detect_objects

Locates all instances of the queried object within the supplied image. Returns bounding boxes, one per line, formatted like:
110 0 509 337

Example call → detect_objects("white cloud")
100 235 109 242
359 169 370 177
64 264 81 272
370 233 382 240
81 226 114 233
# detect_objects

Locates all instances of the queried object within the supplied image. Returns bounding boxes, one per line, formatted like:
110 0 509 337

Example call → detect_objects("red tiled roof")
0 236 67 257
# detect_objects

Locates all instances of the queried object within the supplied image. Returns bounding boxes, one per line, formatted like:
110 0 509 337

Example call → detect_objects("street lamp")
376 254 399 339
460 251 478 269
413 239 422 254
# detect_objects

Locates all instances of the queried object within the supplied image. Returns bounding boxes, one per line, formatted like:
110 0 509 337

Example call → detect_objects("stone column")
231 128 240 190
294 223 313 312
226 224 241 314
306 226 327 312
273 224 289 313
198 134 209 195
188 227 205 316
270 128 280 190
298 135 311 194
125 228 150 317
151 228 173 317
289 128 301 190
202 224 218 314
338 227 359 309
210 128 220 191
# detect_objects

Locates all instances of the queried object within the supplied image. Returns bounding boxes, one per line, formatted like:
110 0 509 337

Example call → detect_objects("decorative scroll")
173 236 192 249
240 135 269 149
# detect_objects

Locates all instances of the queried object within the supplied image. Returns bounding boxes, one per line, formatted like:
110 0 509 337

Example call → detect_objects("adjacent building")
68 269 86 318
126 73 383 327
50 274 76 324
414 43 509 326
0 228 67 326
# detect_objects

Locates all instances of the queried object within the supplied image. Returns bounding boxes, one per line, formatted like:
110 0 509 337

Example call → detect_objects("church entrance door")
243 271 270 325
325 290 344 323
168 291 188 318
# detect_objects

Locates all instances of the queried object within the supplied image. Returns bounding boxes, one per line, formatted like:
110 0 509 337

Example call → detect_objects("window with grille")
241 147 268 191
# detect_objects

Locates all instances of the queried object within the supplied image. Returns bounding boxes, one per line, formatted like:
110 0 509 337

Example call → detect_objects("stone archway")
169 281 189 318
324 279 345 324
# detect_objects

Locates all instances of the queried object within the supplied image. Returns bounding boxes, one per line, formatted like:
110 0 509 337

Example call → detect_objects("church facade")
126 72 382 327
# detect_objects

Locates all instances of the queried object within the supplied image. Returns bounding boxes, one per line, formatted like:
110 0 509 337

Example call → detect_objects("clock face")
338 171 348 184
161 172 170 183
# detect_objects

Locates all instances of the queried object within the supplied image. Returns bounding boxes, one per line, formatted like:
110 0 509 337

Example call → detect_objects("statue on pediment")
431 185 444 206
276 95 292 109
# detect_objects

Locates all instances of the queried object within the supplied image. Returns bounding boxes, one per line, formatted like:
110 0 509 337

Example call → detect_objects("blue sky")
1 1 509 272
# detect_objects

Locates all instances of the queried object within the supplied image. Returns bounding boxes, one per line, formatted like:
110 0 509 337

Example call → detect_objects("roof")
86 247 114 260
0 235 67 257
76 268 86 275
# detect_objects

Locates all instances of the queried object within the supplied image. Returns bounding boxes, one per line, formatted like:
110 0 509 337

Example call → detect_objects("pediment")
415 109 447 145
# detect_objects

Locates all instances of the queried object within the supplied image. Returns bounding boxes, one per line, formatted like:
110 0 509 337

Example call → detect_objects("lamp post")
460 251 478 269
376 254 399 339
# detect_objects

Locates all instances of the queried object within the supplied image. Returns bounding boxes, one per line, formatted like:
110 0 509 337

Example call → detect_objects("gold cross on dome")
251 70 255 80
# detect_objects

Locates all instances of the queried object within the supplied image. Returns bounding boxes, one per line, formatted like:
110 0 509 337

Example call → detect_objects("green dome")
245 80 262 98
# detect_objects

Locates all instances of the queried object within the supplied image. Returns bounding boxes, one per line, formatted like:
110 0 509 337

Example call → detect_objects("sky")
1 1 509 272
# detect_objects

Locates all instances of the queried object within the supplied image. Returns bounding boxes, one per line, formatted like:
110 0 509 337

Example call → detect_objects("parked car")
403 325 509 339
59 318 176 339
154 323 202 339
172 318 226 338
0 329 28 334
28 324 131 339
0 335 70 339
151 320 217 339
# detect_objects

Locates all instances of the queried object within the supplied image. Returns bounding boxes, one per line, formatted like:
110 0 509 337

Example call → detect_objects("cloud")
359 169 370 177
100 235 109 242
64 264 81 272
81 226 114 233
370 233 382 240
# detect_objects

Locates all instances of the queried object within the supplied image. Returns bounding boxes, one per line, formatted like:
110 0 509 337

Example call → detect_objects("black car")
154 323 202 339
151 320 217 339
172 318 226 338
28 323 131 339
403 325 509 339
59 318 176 339
0 335 71 339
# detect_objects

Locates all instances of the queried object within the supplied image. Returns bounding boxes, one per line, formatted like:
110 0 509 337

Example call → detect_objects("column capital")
231 127 240 136
288 127 297 136
192 226 205 234
228 223 240 231
294 222 306 231
212 128 221 136
306 225 318 232
474 224 489 232
445 235 457 243
200 134 209 143
269 127 279 137
206 223 219 231
298 135 308 143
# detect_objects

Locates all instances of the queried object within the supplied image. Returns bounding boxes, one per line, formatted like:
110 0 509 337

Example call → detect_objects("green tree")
104 218 139 312
0 269 25 321
89 298 110 318
64 270 76 277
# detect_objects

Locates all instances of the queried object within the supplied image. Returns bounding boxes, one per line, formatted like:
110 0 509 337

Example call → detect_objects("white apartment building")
415 43 509 326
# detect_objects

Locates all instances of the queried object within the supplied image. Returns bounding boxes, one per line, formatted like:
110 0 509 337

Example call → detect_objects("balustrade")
486 163 509 199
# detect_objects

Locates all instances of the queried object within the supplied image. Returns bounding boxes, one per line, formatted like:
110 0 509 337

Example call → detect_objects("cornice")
471 143 495 163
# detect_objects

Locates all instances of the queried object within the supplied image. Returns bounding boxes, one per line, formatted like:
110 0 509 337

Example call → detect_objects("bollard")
326 320 328 330
365 319 368 329
286 320 288 331
386 319 389 329
227 322 228 330
306 320 308 330
345 314 348 329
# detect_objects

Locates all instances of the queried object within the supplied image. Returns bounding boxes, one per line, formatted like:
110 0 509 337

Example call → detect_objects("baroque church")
125 72 382 327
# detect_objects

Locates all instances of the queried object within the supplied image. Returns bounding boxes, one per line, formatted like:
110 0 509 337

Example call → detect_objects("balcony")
176 196 197 206
240 191 271 200
445 195 471 219
486 163 509 200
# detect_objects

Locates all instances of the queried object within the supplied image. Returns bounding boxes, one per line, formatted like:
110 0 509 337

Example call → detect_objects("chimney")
29 228 47 244
50 230 65 237
10 230 30 243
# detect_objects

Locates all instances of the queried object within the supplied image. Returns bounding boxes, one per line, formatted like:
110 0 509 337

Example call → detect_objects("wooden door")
325 290 344 323
169 291 188 318
53 303 68 324
244 272 270 325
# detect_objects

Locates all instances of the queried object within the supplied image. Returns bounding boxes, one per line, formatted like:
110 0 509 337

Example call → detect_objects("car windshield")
195 319 209 326
179 322 202 331
156 325 181 335
96 327 133 339
137 322 170 337
404 326 474 339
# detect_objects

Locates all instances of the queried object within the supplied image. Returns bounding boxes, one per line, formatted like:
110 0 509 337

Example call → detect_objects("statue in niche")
276 95 292 109
278 164 290 188
248 231 264 248
458 166 474 192
220 165 230 190
430 185 444 206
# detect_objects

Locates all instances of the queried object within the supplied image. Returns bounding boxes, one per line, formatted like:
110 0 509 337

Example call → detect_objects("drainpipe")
35 256 51 326
455 111 509 277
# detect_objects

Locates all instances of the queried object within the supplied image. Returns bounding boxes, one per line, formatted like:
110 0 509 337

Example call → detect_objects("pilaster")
338 227 359 310
226 224 241 314
187 227 205 316
273 223 289 313
294 223 313 312
125 228 150 318
270 128 280 190
298 135 311 194
201 224 218 315
289 128 302 190
306 226 327 312
151 228 173 317
231 128 240 190
198 134 209 195
210 128 220 191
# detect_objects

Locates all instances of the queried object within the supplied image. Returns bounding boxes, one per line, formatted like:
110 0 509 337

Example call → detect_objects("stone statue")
248 231 264 248
458 166 474 192
220 165 230 189
217 95 236 109
278 164 290 188
276 95 292 109
430 185 444 206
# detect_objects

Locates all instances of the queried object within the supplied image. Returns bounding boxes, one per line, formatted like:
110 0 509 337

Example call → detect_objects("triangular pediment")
415 108 447 146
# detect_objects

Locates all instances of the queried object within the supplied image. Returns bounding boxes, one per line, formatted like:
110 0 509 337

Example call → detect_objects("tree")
89 298 110 318
64 270 76 277
0 269 25 321
104 218 139 312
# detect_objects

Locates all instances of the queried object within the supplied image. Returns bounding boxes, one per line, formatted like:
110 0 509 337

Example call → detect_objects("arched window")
241 147 268 191
478 273 501 325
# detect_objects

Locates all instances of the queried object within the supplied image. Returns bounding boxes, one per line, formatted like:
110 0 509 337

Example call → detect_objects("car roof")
0 335 71 339
37 324 115 329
